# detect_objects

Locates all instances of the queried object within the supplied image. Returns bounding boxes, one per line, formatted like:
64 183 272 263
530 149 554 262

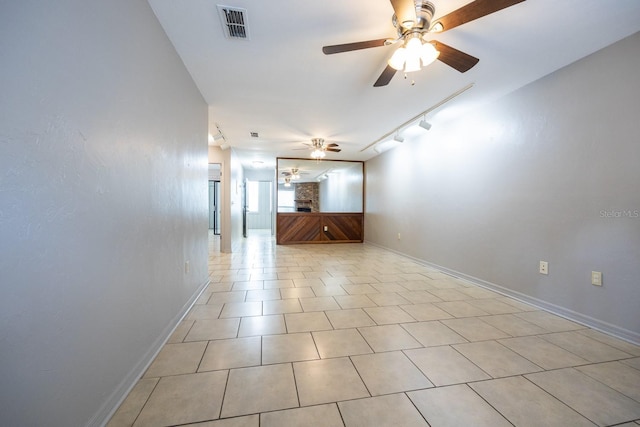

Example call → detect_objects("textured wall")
365 33 640 342
0 1 209 425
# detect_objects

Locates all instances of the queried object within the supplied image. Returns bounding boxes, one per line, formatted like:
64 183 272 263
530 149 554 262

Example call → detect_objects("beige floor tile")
457 287 500 299
374 274 404 283
285 311 333 333
405 346 490 386
143 342 207 378
465 298 522 314
470 376 595 427
441 318 510 341
363 306 415 324
342 284 378 294
397 291 442 303
294 357 369 406
540 331 632 362
366 292 411 306
334 294 377 309
427 279 463 289
399 280 434 291
526 368 640 426
184 318 240 342
495 296 537 311
577 361 640 402
622 357 640 370
338 393 428 427
280 287 315 299
480 313 549 336
264 279 295 289
312 328 372 358
208 291 247 304
167 319 194 343
249 272 279 281
371 283 408 293
106 378 158 427
245 289 280 302
514 311 585 332
454 341 542 378
499 336 589 369
260 404 343 427
263 299 302 315
238 315 286 337
187 304 224 320
577 329 640 356
402 321 468 347
325 308 375 329
408 384 512 427
220 301 263 318
351 351 433 395
294 277 327 285
428 289 470 301
199 337 261 371
182 414 259 426
358 324 422 352
434 301 489 317
231 281 264 291
310 285 347 297
262 332 319 364
300 296 340 312
134 371 228 426
277 271 306 280
321 277 352 286
399 303 453 321
221 364 298 418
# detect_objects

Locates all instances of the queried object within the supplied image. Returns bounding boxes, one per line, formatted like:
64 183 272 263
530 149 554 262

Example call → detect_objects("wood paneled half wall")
276 213 364 244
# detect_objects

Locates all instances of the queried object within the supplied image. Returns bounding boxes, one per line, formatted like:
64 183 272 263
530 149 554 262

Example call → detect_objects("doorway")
245 180 273 235
208 163 221 236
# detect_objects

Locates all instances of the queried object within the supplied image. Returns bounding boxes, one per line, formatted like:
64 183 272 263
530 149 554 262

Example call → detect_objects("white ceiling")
148 0 640 170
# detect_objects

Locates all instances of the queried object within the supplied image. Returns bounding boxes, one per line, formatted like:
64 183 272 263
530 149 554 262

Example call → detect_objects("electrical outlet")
185 261 190 274
539 261 548 275
397 233 401 240
591 271 602 286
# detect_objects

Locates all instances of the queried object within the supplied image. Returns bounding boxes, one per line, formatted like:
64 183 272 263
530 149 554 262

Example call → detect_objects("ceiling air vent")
217 5 250 40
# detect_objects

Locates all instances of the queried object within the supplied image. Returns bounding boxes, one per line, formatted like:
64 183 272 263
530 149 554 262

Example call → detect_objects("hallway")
108 233 640 426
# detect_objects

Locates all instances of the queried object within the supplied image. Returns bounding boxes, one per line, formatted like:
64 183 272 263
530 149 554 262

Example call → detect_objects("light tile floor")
108 231 640 427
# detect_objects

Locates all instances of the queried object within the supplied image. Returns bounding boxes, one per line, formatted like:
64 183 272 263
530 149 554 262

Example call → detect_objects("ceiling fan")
297 138 342 159
322 0 526 87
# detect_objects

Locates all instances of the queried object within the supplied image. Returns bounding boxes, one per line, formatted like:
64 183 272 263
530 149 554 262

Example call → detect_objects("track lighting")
393 132 404 143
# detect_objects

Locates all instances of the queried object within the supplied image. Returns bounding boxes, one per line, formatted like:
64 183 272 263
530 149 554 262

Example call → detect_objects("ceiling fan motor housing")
393 1 435 35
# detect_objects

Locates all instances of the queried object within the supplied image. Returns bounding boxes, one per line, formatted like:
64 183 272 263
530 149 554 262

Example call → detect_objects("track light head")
419 119 432 131
393 133 404 143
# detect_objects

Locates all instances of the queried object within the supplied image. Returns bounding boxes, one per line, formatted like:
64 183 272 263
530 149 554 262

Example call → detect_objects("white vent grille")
217 5 249 39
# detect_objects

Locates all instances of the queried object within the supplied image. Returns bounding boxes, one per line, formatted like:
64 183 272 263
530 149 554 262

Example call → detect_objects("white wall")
365 32 640 343
0 1 209 426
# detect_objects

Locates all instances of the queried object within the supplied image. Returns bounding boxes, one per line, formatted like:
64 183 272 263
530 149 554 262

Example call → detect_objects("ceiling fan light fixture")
311 148 326 159
430 21 444 32
420 42 440 66
388 47 406 71
404 56 421 73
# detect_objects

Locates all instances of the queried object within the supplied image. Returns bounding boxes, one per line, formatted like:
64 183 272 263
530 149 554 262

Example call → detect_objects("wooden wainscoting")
276 213 363 244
